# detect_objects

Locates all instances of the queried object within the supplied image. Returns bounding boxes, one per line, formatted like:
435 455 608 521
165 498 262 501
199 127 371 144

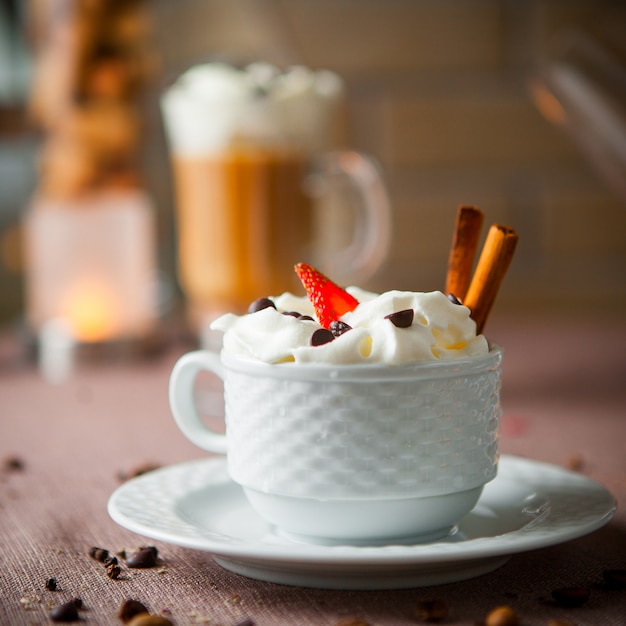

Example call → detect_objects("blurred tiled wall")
148 0 626 316
2 0 625 327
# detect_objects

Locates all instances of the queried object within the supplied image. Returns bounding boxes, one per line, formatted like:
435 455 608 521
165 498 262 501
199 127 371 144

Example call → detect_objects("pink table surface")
1 313 625 625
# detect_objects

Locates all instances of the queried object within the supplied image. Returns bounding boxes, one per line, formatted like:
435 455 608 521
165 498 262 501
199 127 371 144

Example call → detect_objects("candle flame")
62 282 120 342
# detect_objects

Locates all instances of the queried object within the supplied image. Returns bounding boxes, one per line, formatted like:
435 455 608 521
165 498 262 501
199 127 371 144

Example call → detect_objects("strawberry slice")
294 263 359 328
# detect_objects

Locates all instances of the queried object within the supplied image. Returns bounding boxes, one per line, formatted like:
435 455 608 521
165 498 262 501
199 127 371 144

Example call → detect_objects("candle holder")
24 189 160 380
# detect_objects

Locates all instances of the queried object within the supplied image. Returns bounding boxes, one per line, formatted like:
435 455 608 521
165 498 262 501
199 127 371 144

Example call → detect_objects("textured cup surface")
222 349 502 500
170 347 503 543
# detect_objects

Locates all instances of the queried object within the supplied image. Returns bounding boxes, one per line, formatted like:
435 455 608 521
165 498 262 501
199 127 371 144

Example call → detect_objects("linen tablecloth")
1 313 625 625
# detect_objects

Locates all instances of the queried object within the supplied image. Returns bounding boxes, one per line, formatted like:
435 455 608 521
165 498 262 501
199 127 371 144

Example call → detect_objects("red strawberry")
294 263 359 328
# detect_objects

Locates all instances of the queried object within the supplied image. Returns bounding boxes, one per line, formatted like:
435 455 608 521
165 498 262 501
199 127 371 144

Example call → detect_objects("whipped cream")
211 288 489 365
161 62 344 156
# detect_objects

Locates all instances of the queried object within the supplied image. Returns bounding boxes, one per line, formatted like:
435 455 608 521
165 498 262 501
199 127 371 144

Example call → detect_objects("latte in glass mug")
161 62 391 324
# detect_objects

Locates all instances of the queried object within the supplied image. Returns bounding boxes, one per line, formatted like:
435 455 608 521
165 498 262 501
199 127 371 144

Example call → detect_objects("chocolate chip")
385 309 414 328
298 314 314 321
414 598 448 622
119 599 149 623
72 598 83 610
447 293 462 305
104 556 118 567
311 328 335 346
45 577 57 591
126 548 158 568
603 569 626 589
50 601 80 622
329 320 352 337
283 310 301 317
485 605 520 626
89 547 109 562
106 563 122 579
248 298 276 313
551 586 590 607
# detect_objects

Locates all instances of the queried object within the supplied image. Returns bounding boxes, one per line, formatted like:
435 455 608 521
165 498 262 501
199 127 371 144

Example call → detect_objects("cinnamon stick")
464 224 518 334
445 205 484 301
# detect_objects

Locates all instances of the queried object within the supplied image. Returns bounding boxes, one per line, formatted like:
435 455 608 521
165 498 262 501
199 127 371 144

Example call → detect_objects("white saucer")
108 455 615 590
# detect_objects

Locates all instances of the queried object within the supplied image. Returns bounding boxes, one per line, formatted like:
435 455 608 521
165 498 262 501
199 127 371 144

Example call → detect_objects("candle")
61 278 121 342
24 189 158 348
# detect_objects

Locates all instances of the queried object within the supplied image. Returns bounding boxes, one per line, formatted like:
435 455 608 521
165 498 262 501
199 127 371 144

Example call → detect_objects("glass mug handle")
168 351 228 455
313 150 392 283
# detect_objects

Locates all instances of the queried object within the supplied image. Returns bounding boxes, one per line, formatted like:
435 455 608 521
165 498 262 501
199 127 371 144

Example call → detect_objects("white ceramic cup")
169 347 503 545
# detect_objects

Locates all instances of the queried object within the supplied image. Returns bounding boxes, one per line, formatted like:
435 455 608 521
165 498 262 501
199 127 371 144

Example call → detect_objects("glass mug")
161 63 391 324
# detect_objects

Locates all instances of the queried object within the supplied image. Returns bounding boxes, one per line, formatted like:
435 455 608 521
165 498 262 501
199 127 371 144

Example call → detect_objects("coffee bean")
603 568 626 589
329 320 352 337
485 605 520 626
311 328 335 346
119 599 149 623
50 601 80 622
248 298 276 313
126 548 158 568
106 563 122 579
3 456 25 472
138 545 158 559
89 546 109 562
565 453 584 471
385 309 414 328
551 586 590 607
414 598 448 622
45 577 57 591
447 293 462 305
118 463 161 482
127 615 173 626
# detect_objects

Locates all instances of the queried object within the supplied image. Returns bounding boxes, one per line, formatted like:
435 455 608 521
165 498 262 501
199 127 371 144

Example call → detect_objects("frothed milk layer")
161 63 344 156
211 289 489 365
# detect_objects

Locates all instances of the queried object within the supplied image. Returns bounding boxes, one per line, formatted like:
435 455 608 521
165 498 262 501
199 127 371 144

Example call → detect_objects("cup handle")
168 350 228 455
315 150 392 282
